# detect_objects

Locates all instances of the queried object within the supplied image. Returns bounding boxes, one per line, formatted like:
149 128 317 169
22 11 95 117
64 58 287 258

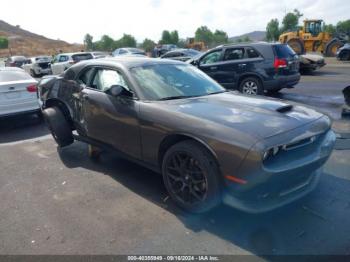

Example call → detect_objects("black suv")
188 42 300 95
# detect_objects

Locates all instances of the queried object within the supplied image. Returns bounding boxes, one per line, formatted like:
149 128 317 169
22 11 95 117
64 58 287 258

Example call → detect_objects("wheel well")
44 99 73 127
158 134 219 169
238 74 263 89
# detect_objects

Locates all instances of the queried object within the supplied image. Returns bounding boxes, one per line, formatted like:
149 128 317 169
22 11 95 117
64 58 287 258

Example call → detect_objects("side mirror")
191 59 199 66
107 85 133 97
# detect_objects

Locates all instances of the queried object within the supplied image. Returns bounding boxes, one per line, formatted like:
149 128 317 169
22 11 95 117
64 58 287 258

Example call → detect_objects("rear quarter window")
72 53 93 62
273 44 296 58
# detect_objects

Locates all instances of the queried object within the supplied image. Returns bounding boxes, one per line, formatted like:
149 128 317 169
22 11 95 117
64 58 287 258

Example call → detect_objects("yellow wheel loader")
279 19 346 56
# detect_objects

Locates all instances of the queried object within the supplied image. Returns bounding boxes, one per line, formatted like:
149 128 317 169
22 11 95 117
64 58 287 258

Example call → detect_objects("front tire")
239 77 263 95
30 69 37 78
325 39 343 57
42 107 73 147
162 140 221 213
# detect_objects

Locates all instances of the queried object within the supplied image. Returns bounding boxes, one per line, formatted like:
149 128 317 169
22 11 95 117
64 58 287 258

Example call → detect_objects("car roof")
217 41 276 49
65 57 185 78
57 52 91 56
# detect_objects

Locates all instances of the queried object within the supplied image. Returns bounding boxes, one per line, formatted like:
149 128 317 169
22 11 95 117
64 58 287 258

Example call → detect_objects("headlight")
262 146 281 161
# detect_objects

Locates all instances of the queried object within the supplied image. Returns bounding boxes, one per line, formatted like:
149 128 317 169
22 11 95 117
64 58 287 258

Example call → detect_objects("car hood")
159 92 324 139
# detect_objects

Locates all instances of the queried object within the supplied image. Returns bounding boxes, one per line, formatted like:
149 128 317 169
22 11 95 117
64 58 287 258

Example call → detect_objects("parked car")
336 43 350 61
161 48 202 62
5 56 28 68
39 57 335 213
299 54 326 73
22 56 52 77
50 52 93 75
90 51 110 59
188 42 300 95
0 67 40 117
112 48 146 57
157 44 178 56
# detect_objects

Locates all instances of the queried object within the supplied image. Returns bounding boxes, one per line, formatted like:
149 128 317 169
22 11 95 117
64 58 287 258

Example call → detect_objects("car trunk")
0 80 39 115
273 44 300 75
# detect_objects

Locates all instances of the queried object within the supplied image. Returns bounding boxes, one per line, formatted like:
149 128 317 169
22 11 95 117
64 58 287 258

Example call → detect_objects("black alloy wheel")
162 140 221 213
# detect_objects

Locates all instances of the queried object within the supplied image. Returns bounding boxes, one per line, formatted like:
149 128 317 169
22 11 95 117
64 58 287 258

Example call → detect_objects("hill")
229 31 266 42
0 20 83 57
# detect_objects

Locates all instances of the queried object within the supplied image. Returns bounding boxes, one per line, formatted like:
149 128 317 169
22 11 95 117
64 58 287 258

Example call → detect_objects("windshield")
130 64 225 100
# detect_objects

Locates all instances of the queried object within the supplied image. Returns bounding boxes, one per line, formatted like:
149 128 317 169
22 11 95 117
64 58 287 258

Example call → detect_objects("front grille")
38 62 49 69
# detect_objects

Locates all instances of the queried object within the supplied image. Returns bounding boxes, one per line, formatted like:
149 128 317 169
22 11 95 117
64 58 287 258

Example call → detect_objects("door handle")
238 64 247 67
210 66 218 70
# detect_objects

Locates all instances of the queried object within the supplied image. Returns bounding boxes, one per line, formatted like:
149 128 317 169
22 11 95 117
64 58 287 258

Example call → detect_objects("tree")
84 34 94 51
213 30 228 45
99 35 115 51
117 34 137 48
0 37 9 49
336 20 350 36
142 38 156 52
195 26 213 46
266 19 280 41
160 30 172 44
177 38 187 48
324 24 336 35
170 30 179 45
282 9 303 32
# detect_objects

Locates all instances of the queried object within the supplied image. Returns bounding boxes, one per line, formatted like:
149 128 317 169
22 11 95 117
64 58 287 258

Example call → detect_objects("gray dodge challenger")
39 57 336 213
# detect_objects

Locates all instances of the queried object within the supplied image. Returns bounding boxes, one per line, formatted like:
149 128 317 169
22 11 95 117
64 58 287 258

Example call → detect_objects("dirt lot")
0 58 349 256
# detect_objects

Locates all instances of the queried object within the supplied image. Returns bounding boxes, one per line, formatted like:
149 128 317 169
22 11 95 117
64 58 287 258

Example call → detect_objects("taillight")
69 61 76 64
274 58 287 69
26 85 37 92
10 62 16 67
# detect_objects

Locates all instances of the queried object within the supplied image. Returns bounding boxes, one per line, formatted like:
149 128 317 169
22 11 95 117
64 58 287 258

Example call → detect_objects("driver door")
79 67 141 159
197 49 223 83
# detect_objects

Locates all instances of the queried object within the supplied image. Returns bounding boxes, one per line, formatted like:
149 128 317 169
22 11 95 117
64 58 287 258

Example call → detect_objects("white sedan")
0 67 40 117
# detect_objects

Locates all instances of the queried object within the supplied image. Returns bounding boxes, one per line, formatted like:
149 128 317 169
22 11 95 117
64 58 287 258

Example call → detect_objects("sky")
1 0 349 44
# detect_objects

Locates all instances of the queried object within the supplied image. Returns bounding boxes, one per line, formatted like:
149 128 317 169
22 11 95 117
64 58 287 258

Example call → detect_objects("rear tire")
239 77 263 95
162 140 221 213
42 107 73 147
287 38 305 55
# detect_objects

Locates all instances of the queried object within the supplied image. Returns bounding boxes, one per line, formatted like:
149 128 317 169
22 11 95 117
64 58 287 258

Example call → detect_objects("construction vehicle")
279 19 346 56
186 38 206 51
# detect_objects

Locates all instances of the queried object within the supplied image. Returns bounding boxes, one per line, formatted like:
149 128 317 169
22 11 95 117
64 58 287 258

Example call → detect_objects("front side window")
130 64 225 100
91 69 129 92
58 55 68 62
223 48 245 61
119 49 127 54
77 68 95 86
200 50 222 65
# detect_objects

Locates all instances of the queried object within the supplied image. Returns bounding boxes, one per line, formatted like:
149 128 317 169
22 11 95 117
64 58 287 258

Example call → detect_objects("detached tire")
239 77 263 95
42 107 73 147
162 140 221 213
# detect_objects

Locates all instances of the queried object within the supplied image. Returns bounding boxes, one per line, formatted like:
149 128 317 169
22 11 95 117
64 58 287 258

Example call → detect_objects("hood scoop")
276 104 293 113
